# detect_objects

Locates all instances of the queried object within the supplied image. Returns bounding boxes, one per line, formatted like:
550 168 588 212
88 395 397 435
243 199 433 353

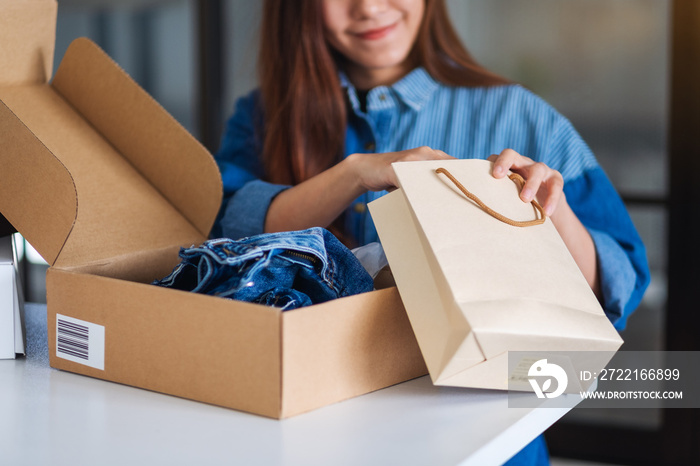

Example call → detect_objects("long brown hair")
259 0 509 184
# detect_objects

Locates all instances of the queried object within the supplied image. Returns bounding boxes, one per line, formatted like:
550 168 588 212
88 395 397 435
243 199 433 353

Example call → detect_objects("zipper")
284 250 320 265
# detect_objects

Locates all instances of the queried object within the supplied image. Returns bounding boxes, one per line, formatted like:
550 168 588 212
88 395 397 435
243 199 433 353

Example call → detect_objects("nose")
351 0 389 19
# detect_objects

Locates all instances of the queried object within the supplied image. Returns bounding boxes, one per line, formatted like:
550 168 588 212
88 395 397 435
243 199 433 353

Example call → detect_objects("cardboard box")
0 1 426 418
0 234 25 359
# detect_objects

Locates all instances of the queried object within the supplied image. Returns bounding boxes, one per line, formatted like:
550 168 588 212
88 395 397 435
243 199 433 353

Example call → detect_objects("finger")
502 150 538 177
487 154 498 162
541 172 565 216
491 148 520 178
520 162 548 203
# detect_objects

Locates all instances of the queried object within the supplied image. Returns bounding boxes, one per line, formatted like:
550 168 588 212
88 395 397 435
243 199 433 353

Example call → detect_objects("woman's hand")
346 146 455 192
489 149 601 297
488 149 564 217
265 146 453 234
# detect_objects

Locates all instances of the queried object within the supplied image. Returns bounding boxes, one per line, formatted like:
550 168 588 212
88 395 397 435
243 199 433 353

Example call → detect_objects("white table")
1 304 574 466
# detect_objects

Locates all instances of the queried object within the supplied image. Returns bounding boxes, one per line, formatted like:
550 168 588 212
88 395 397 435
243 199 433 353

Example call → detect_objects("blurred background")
8 1 699 464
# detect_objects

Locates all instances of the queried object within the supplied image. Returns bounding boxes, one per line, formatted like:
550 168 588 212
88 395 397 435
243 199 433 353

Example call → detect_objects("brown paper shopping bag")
369 159 623 390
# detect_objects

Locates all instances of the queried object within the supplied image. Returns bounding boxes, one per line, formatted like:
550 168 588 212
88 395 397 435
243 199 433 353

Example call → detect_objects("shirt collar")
339 67 440 112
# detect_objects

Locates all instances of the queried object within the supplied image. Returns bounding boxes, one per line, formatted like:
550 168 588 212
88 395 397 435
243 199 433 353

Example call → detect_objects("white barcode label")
56 314 105 370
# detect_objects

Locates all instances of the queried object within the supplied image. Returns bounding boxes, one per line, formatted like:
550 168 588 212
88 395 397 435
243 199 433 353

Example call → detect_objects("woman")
213 1 649 463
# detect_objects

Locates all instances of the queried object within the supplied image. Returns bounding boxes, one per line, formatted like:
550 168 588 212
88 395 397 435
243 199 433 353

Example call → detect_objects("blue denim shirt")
213 68 649 332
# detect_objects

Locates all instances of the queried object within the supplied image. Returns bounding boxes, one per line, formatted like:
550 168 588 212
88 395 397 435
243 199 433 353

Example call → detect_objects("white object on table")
1 303 579 466
0 235 24 359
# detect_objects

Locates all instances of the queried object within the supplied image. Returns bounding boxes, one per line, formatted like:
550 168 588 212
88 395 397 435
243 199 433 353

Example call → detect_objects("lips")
354 22 398 40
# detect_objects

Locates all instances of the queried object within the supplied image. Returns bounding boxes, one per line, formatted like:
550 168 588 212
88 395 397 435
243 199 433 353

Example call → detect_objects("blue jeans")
153 227 374 310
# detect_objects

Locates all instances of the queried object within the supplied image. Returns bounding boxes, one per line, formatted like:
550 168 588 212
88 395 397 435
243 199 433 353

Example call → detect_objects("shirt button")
379 93 387 101
353 203 367 214
364 142 376 151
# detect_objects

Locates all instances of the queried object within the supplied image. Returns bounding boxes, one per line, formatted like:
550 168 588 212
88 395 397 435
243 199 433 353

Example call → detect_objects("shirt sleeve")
564 167 650 330
211 90 291 239
545 118 650 330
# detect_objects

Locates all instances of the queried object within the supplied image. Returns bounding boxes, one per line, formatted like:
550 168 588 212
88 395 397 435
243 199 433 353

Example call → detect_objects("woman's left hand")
489 149 600 297
488 149 564 217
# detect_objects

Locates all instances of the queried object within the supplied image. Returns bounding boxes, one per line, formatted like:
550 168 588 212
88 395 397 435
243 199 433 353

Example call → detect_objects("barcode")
55 314 105 370
57 319 89 360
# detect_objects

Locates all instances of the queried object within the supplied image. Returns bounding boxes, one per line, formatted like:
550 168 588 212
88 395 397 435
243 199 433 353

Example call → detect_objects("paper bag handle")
435 167 546 227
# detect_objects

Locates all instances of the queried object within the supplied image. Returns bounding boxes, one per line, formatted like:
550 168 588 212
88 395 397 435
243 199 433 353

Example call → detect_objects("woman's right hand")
265 147 453 234
345 146 455 192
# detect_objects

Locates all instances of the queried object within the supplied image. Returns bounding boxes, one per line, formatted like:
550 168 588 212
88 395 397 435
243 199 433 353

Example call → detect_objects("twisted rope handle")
435 167 545 227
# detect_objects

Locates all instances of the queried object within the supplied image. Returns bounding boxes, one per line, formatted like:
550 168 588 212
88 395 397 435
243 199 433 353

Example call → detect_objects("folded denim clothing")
152 227 374 310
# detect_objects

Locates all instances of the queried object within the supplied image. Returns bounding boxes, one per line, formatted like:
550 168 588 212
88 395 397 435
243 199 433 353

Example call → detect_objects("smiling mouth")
353 22 398 41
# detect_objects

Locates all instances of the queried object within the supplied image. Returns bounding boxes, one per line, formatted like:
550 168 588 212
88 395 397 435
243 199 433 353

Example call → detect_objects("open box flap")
0 0 57 86
0 38 222 267
52 38 223 240
0 100 76 265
